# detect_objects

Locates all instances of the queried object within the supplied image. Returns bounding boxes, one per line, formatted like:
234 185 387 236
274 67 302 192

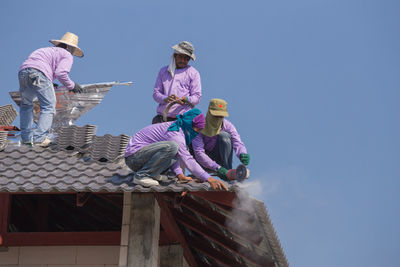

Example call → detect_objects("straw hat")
208 99 229 117
172 41 196 61
49 32 84 57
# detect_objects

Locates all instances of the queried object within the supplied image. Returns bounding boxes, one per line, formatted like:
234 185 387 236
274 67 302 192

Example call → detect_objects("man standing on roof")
124 108 227 190
18 32 85 147
152 41 201 124
192 99 250 181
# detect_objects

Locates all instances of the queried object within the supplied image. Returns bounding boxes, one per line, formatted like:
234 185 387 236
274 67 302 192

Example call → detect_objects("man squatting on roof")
18 32 85 147
192 99 250 180
124 109 228 190
152 41 201 124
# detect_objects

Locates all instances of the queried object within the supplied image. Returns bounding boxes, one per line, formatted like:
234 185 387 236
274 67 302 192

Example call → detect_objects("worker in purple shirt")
124 108 227 190
192 99 250 181
152 41 202 124
18 32 85 147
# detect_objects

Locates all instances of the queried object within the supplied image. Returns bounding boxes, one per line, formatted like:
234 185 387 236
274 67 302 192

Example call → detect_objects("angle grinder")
226 164 250 182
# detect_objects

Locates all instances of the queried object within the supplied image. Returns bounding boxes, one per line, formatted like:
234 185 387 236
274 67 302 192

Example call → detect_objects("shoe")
133 176 159 187
34 137 52 147
23 142 33 147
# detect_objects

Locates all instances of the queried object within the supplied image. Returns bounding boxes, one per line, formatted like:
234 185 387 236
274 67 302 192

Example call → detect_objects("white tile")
118 246 127 267
123 193 131 206
0 247 19 264
121 205 131 225
19 246 76 264
120 225 129 246
76 246 119 264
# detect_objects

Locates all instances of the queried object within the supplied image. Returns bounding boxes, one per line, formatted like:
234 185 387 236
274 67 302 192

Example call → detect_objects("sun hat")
208 98 229 117
49 32 84 57
172 41 196 61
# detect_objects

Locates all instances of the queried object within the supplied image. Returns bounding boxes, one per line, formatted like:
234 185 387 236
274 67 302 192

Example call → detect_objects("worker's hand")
164 94 178 103
175 96 189 105
71 82 85 93
239 153 250 165
177 173 193 182
206 177 228 191
217 167 228 180
53 83 59 89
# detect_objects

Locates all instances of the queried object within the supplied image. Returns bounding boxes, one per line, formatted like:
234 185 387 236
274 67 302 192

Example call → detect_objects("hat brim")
172 44 196 61
50 40 84 57
209 109 229 117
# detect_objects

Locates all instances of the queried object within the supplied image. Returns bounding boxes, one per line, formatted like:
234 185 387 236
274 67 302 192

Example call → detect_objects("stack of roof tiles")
0 104 18 126
0 131 8 151
57 125 97 152
89 134 130 162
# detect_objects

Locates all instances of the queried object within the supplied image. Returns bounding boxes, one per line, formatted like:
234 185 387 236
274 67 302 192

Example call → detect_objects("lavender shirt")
124 122 210 181
153 65 201 117
20 47 75 89
192 119 247 171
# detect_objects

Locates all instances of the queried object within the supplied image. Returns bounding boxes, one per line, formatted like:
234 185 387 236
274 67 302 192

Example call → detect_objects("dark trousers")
152 114 176 124
207 132 233 170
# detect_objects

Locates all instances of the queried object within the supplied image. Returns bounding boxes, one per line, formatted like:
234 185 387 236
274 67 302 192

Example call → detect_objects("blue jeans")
125 141 179 179
208 132 233 169
18 68 56 143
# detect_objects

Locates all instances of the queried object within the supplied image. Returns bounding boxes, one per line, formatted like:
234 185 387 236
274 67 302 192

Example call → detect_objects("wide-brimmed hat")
172 41 196 61
208 98 229 117
50 32 84 57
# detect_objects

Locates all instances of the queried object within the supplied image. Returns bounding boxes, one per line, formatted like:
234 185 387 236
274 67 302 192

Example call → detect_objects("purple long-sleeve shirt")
20 47 75 89
153 65 201 117
124 122 210 181
192 119 247 171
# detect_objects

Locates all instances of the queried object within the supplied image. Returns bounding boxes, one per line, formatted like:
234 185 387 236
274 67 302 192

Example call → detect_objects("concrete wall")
0 246 119 267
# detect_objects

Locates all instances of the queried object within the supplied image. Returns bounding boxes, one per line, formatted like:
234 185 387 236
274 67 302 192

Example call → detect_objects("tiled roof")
0 104 18 126
0 144 224 193
0 125 230 193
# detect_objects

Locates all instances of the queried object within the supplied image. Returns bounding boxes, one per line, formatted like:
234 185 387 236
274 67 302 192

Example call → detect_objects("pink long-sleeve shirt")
153 65 201 117
20 47 75 89
124 122 210 181
192 119 247 171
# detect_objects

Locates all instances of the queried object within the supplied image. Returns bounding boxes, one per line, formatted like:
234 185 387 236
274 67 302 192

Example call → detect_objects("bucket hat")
208 99 229 117
172 41 196 61
50 32 84 57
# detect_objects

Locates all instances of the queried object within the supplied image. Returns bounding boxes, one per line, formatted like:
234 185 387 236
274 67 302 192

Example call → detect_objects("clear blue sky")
1 1 399 266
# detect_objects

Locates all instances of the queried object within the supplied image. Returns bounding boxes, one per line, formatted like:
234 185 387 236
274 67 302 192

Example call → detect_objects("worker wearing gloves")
152 41 202 124
124 108 228 191
192 99 250 181
18 32 85 146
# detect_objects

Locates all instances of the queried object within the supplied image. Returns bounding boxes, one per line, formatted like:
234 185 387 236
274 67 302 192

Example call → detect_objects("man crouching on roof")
124 108 228 190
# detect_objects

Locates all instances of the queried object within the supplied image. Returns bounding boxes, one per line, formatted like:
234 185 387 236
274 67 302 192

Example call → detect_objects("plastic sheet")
9 81 132 130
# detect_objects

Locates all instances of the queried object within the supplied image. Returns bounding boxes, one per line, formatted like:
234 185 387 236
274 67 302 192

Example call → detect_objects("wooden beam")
155 193 198 267
182 230 245 267
0 193 10 246
190 191 237 207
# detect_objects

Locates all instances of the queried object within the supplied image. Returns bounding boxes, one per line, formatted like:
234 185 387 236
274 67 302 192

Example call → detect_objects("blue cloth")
18 68 56 143
168 108 201 145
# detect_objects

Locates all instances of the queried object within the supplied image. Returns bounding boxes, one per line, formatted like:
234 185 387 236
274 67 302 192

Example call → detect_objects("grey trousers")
208 131 233 170
125 141 179 179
